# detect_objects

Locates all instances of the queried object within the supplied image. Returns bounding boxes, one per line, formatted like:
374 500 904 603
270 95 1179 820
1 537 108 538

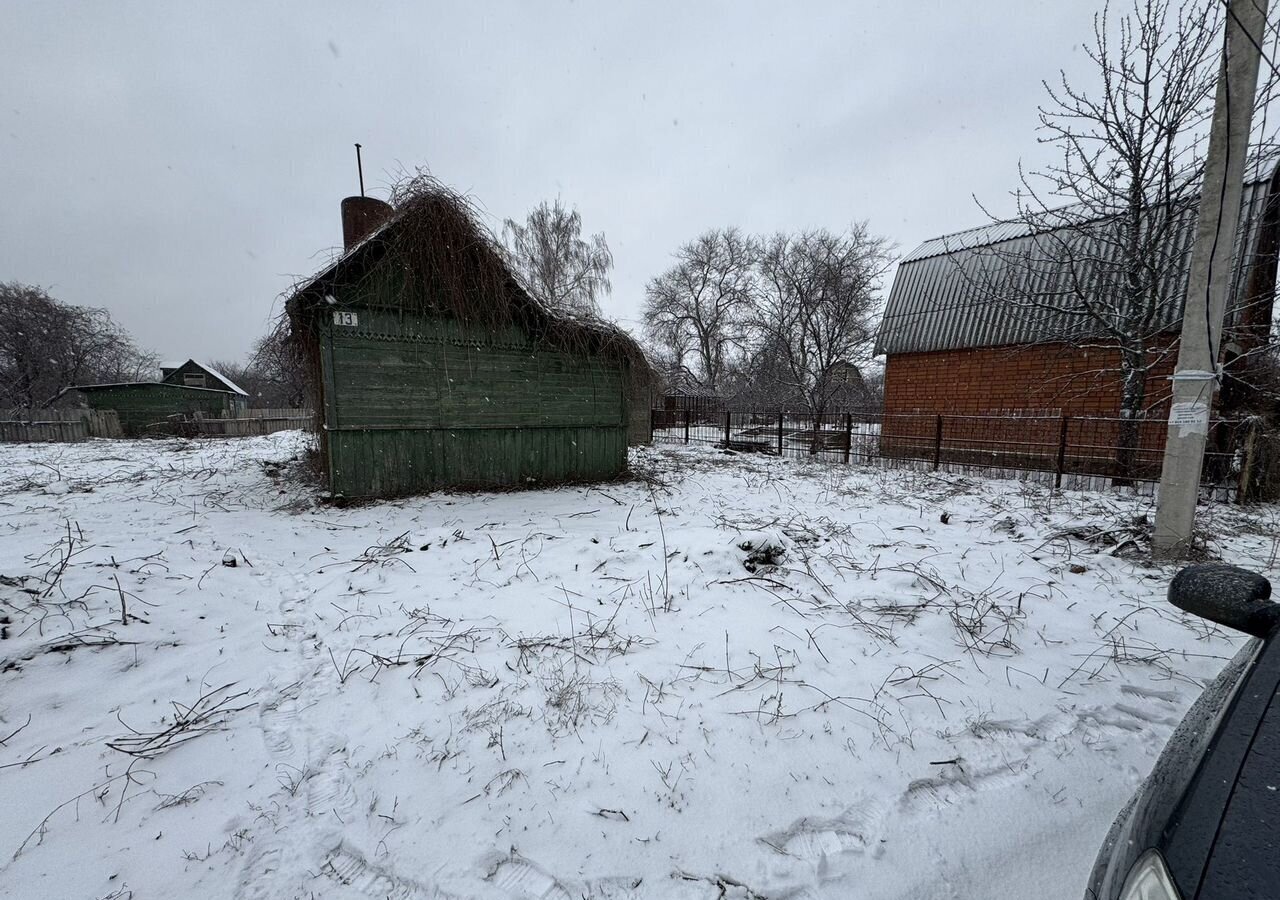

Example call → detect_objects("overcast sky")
3 1 1104 364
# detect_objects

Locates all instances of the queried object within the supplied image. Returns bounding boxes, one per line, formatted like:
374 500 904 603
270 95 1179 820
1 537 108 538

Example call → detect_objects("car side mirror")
1169 564 1278 639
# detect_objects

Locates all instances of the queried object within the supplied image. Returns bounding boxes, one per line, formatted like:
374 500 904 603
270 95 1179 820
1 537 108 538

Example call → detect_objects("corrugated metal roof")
877 166 1279 356
66 382 239 395
900 210 1083 263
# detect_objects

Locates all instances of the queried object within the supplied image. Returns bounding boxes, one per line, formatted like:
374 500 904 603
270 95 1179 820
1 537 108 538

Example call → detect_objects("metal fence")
651 408 1256 498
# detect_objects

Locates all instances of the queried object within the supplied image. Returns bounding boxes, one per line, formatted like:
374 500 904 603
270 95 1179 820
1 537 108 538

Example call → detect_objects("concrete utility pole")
1154 0 1270 555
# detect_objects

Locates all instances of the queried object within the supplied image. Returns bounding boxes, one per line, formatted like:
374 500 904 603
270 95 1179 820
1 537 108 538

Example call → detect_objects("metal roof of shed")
65 382 240 395
876 164 1280 356
160 359 249 396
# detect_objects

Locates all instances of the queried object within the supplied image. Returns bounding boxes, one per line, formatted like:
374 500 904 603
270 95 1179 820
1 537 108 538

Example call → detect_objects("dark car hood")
1087 637 1278 900
1194 683 1280 897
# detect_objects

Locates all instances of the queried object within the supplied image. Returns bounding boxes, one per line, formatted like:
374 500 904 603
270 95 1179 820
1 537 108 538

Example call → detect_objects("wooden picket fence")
184 408 314 436
0 406 312 442
0 408 123 443
230 408 313 420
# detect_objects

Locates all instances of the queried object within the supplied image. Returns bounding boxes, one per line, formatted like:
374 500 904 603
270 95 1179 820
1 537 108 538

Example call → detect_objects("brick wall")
883 341 1180 417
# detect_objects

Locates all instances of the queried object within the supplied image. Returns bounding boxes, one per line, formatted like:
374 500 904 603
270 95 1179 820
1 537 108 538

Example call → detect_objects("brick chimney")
341 196 393 251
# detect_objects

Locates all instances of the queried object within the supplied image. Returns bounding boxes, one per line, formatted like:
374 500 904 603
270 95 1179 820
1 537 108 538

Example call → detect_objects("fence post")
1054 416 1069 490
683 408 691 444
777 411 785 456
724 410 731 446
1237 417 1260 503
843 413 853 464
650 407 656 441
932 415 943 470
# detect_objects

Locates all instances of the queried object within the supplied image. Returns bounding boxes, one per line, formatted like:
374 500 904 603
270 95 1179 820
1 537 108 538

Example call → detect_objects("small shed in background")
59 382 247 436
286 176 652 499
160 359 250 398
59 359 249 436
660 376 722 418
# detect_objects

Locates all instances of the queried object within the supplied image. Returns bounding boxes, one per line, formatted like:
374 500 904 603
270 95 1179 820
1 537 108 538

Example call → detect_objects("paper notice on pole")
1169 401 1210 436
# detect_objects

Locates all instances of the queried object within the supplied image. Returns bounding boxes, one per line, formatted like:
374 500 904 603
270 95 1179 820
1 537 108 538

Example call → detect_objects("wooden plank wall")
0 419 87 442
0 409 122 442
326 425 627 497
186 412 314 436
320 308 629 497
228 407 313 420
76 384 235 435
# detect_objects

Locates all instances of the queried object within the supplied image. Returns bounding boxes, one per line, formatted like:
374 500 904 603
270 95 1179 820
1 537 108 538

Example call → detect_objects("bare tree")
502 199 613 318
0 282 155 409
642 228 755 393
722 337 792 409
224 323 309 407
752 226 893 448
95 332 159 385
642 325 696 385
967 0 1225 477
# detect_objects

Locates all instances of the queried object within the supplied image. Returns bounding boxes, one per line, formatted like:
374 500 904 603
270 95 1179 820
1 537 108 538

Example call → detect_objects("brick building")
876 165 1280 422
882 341 1179 418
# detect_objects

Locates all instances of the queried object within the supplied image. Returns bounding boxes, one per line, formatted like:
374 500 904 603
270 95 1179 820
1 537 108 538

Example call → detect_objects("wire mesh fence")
650 407 1256 499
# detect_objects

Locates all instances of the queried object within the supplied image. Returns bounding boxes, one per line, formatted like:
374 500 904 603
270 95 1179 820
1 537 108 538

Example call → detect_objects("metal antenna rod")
354 143 365 197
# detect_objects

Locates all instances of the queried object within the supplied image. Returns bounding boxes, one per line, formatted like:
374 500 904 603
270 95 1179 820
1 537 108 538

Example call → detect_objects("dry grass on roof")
382 171 516 329
285 171 651 377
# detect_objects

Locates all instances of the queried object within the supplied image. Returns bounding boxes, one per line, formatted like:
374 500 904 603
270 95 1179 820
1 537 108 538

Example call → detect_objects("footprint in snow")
323 842 446 899
900 757 1028 812
1111 703 1182 728
963 710 1076 743
305 749 359 817
760 795 888 874
234 843 286 900
487 853 573 900
1120 683 1181 704
1078 702 1181 733
259 694 300 758
579 876 645 899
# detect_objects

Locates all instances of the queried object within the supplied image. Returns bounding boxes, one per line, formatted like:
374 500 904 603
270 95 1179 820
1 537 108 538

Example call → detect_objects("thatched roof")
287 175 650 374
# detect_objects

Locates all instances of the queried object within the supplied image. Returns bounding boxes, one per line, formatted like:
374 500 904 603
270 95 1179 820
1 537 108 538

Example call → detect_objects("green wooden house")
286 180 650 499
60 381 246 436
59 358 249 436
159 359 251 398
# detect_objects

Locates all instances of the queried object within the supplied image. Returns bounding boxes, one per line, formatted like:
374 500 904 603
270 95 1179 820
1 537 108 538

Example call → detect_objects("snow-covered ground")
2 433 1277 900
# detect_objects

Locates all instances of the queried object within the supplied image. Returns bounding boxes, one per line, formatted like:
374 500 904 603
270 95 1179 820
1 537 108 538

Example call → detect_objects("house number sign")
332 311 359 327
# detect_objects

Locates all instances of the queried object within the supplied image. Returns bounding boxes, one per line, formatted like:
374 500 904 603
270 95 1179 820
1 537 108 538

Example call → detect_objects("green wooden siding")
326 426 626 498
319 307 628 497
77 384 239 436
